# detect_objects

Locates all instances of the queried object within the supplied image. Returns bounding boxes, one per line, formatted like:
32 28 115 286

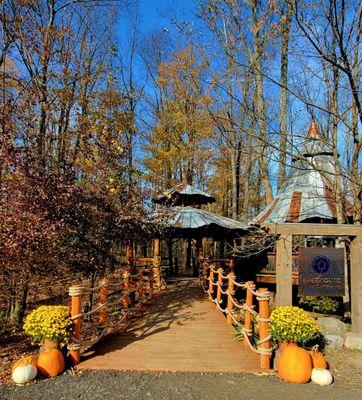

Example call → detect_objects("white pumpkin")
12 364 37 385
311 368 333 386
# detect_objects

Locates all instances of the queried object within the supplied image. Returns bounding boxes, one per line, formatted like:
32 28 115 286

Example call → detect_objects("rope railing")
68 258 165 365
199 260 272 369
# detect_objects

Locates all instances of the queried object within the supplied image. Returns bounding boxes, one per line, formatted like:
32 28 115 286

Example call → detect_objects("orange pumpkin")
12 355 38 372
278 343 312 384
278 342 289 352
37 349 65 378
311 348 328 369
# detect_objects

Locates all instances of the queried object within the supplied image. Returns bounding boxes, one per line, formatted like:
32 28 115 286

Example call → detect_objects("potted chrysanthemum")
23 305 72 378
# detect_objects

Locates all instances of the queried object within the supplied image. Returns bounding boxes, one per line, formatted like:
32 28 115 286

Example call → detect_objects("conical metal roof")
154 182 216 206
253 122 353 224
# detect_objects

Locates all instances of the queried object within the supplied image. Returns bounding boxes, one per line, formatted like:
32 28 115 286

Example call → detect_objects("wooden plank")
262 223 362 236
275 234 293 306
78 280 261 373
350 234 362 334
256 273 299 285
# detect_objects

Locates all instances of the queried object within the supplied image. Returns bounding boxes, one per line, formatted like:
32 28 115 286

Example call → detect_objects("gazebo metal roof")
154 182 216 207
164 206 251 239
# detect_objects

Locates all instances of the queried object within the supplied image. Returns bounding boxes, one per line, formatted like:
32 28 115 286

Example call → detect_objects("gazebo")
249 122 362 349
254 121 353 225
252 121 354 287
154 182 255 275
154 182 216 207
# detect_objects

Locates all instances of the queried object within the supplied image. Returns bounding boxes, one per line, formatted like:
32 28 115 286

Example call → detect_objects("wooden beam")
262 223 362 236
275 234 293 306
350 235 362 334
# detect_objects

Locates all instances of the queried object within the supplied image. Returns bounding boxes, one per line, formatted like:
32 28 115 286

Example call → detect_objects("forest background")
1 0 361 327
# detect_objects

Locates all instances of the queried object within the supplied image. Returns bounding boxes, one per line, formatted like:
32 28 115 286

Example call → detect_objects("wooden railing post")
98 278 107 326
149 267 154 292
216 267 224 304
138 269 144 299
244 281 255 343
226 272 235 324
209 264 215 296
153 238 161 291
68 285 84 365
122 271 131 310
258 287 271 369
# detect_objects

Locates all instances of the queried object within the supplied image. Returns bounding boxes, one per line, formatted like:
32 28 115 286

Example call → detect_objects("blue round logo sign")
312 255 331 274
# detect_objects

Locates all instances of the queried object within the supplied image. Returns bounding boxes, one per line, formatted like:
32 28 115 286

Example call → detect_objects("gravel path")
1 370 361 400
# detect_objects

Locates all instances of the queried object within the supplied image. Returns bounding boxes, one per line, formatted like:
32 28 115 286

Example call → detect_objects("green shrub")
299 296 339 314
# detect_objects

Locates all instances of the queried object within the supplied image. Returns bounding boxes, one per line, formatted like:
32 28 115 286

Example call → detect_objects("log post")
350 234 362 334
244 281 255 341
209 264 215 296
68 285 84 365
216 267 224 305
195 238 203 278
122 271 131 310
226 272 235 324
126 240 134 268
258 287 271 369
229 258 235 274
98 278 107 326
275 234 292 306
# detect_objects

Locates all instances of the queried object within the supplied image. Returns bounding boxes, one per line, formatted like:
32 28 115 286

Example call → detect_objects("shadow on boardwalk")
78 278 260 373
82 279 205 359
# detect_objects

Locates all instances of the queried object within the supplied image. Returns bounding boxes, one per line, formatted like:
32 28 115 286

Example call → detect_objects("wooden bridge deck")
78 279 261 373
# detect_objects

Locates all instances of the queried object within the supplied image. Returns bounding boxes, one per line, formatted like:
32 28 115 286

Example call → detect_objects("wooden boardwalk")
78 279 261 373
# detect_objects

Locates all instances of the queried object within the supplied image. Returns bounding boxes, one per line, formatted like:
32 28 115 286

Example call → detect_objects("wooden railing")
68 260 164 365
200 259 272 369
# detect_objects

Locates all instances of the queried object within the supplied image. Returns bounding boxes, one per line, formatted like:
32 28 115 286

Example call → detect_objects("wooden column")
69 285 83 365
258 288 271 369
275 234 293 306
350 234 362 334
195 238 203 278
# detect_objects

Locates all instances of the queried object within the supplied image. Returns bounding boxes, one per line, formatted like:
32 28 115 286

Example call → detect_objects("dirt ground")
0 367 361 400
0 348 361 400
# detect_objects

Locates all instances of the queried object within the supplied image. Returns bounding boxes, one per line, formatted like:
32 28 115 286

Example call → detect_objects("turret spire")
307 120 319 138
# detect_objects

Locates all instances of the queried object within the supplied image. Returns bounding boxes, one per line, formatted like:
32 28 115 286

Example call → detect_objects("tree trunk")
10 279 29 328
277 1 292 190
251 1 273 205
